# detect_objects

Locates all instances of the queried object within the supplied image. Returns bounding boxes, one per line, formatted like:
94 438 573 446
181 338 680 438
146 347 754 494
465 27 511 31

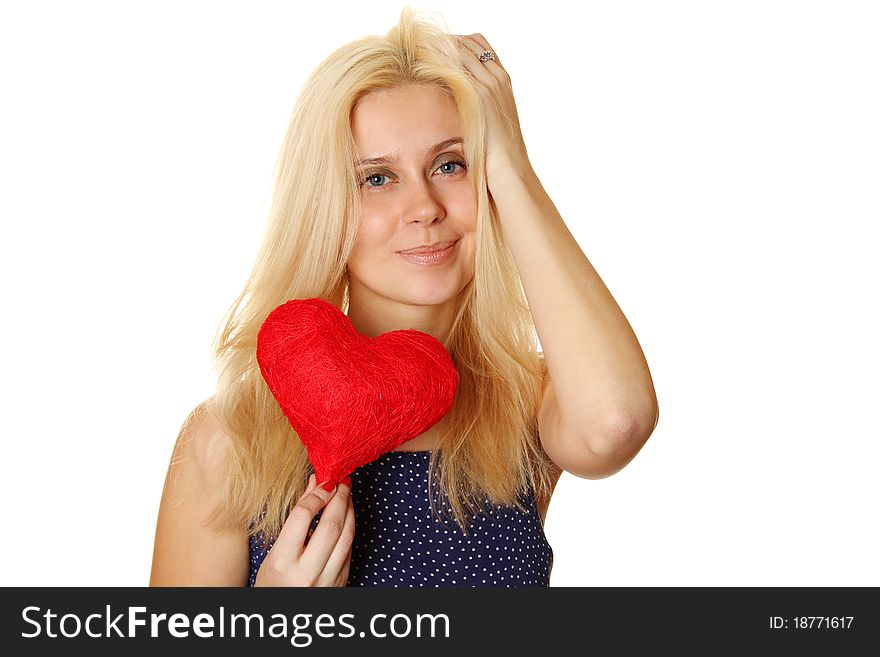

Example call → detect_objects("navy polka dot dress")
248 450 553 587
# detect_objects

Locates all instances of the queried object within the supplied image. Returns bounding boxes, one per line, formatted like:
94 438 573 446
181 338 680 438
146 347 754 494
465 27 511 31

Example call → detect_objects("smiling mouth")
397 239 459 265
397 239 459 255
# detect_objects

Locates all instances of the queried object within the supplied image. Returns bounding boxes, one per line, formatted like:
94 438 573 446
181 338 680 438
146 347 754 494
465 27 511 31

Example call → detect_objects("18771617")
769 616 855 630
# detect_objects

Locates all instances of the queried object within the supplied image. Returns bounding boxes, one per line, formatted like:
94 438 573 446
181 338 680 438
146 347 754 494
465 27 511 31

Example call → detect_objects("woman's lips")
398 239 459 266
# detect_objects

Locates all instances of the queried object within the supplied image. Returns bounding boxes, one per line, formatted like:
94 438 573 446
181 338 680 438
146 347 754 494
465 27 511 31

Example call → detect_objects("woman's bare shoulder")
176 398 234 481
150 397 250 586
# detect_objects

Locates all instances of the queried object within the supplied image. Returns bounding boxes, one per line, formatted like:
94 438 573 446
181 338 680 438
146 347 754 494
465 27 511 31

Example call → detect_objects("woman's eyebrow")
355 137 463 167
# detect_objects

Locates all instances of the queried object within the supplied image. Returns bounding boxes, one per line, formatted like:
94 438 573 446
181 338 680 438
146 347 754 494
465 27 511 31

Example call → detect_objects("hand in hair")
455 33 532 189
254 474 355 587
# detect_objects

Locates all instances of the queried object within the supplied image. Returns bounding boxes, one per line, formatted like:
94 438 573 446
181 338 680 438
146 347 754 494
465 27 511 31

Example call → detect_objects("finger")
340 543 352 586
468 32 493 53
299 479 350 575
336 551 351 587
303 474 319 539
269 480 338 564
459 32 495 58
458 34 504 72
456 39 497 82
305 475 320 512
317 484 356 586
303 474 320 538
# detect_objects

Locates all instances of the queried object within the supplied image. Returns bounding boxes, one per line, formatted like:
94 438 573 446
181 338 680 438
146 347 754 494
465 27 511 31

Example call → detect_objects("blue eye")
360 158 467 190
363 172 390 188
438 160 463 175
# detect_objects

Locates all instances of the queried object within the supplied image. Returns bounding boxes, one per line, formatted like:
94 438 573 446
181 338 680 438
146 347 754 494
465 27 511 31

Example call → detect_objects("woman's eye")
364 173 389 187
438 158 468 175
360 159 467 190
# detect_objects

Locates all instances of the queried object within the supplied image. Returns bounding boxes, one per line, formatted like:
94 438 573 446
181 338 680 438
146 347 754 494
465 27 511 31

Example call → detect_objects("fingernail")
321 480 336 492
343 476 352 488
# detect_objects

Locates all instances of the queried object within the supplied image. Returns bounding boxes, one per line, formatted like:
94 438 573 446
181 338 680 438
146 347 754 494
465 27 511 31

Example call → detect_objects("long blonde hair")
203 7 554 541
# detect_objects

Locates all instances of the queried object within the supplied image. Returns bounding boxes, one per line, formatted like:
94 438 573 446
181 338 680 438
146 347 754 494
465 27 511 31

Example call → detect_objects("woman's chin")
395 281 461 307
402 291 456 307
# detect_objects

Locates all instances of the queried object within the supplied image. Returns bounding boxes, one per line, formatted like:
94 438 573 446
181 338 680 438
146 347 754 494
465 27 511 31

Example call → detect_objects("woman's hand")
254 474 355 587
455 33 534 188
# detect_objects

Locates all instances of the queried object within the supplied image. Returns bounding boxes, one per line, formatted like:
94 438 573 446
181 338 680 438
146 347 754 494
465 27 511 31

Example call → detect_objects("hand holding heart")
256 298 459 485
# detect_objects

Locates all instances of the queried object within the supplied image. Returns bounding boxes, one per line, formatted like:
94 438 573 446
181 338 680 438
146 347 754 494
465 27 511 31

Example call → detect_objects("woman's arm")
149 400 250 586
496 166 658 477
456 33 658 478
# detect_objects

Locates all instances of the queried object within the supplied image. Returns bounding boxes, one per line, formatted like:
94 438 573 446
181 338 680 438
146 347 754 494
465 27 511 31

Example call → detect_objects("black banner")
2 587 876 654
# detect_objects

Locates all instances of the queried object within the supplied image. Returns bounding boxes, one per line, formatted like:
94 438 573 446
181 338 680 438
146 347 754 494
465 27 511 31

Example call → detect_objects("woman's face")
347 84 477 309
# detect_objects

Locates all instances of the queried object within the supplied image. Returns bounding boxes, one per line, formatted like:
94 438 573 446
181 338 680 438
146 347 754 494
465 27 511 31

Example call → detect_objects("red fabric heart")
256 297 459 485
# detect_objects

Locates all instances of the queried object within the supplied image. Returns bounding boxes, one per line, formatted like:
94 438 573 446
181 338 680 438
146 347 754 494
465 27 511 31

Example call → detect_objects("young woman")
150 8 658 587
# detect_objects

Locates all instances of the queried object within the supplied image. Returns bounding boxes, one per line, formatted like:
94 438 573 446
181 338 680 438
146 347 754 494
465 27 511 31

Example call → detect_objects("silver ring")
478 50 495 63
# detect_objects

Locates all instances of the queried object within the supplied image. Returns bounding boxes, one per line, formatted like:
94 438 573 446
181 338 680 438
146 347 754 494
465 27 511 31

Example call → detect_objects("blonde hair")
203 6 554 542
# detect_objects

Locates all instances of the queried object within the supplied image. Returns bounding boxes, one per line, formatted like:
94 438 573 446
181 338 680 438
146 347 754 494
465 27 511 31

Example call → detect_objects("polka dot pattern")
248 450 553 587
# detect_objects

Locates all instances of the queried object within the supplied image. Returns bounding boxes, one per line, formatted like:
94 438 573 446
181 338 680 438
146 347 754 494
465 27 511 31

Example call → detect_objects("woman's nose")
406 178 446 224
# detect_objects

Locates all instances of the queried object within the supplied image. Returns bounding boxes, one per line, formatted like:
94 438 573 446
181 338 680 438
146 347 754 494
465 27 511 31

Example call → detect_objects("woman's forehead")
351 86 461 156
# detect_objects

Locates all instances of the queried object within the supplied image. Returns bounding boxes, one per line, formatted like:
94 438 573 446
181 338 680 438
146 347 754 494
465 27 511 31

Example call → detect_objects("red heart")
256 298 459 485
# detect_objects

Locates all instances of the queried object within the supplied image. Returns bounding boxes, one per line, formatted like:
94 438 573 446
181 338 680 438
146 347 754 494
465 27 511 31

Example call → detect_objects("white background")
1 0 877 586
